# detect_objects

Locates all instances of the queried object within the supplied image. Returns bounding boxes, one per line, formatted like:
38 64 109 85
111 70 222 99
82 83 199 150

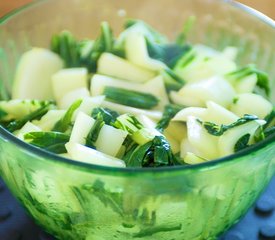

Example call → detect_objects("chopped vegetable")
24 131 70 154
1 19 273 168
85 113 105 149
124 135 176 167
5 101 54 132
103 86 159 109
198 114 259 136
91 107 119 125
234 133 250 152
226 64 270 96
156 104 183 132
52 99 82 133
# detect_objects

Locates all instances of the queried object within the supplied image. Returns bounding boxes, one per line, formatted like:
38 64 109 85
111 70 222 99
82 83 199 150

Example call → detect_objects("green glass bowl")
0 0 275 239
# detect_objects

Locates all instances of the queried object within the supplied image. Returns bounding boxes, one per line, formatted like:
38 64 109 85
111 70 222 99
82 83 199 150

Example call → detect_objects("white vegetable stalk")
97 53 156 83
59 88 90 110
32 110 66 131
172 75 236 108
230 93 273 119
65 142 126 168
70 112 95 145
51 67 88 102
218 120 266 157
125 32 166 71
12 48 64 100
95 124 128 157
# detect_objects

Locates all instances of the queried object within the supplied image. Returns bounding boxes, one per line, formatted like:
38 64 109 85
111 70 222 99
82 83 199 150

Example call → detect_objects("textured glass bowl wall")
0 0 274 239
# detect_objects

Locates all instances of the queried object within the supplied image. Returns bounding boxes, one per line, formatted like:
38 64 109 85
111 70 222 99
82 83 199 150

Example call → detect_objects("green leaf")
0 108 8 120
125 135 176 168
85 113 104 149
52 99 82 133
173 48 196 70
123 19 167 44
234 133 250 152
83 180 124 216
103 86 159 109
264 126 275 138
226 64 271 96
176 16 196 45
77 39 97 72
113 114 143 134
160 68 186 92
6 102 54 132
146 41 191 68
199 114 259 136
91 107 119 125
156 104 183 132
264 108 275 129
51 30 80 68
51 22 115 73
24 131 70 154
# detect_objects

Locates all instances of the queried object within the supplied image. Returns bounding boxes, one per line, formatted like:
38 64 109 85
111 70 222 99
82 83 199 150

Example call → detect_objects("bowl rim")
0 0 274 175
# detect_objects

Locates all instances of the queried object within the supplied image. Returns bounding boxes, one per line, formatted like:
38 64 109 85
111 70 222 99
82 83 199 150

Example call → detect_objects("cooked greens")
198 114 259 137
24 131 70 154
52 99 82 133
1 18 273 168
103 87 159 109
6 101 54 132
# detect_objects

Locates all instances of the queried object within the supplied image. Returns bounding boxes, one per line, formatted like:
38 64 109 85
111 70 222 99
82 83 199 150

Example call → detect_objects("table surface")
0 0 275 19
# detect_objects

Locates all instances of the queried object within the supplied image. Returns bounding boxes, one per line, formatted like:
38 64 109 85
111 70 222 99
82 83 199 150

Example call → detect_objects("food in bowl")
0 1 275 240
0 19 274 167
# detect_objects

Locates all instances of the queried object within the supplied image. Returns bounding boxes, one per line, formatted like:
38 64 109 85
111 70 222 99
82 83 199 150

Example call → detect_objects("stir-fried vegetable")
1 19 273 168
103 86 159 109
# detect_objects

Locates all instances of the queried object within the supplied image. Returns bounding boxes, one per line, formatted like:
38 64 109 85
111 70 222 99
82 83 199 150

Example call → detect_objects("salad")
0 19 274 168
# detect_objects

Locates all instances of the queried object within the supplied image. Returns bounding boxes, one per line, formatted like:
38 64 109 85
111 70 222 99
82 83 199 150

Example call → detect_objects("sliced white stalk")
95 125 128 157
143 75 169 110
218 120 265 157
136 114 157 130
186 116 219 159
58 87 90 110
164 131 180 154
12 48 64 100
32 110 65 131
73 95 105 119
97 53 156 83
70 112 95 145
125 31 166 71
91 74 142 96
101 100 162 120
52 67 88 102
65 142 126 168
164 122 187 143
230 93 273 119
16 122 42 140
172 107 207 122
235 74 257 94
174 45 237 83
184 152 208 165
134 115 162 142
204 101 239 125
177 76 236 107
170 91 203 107
180 138 201 159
